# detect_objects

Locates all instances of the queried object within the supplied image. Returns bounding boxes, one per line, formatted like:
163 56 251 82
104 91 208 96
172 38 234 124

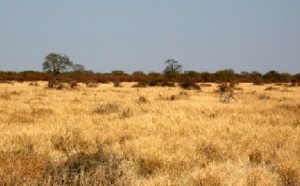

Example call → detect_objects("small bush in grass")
180 77 201 90
258 94 270 100
137 96 148 104
44 146 124 185
113 80 121 87
277 161 300 186
119 107 133 119
246 167 276 186
249 150 263 164
265 86 278 91
93 102 120 114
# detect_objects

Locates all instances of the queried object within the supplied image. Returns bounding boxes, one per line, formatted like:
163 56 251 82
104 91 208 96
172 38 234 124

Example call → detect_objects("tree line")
1 53 299 85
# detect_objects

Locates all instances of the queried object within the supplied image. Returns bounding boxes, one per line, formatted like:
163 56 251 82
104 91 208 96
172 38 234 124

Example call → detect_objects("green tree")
42 53 73 81
163 59 182 79
163 59 182 74
214 69 235 82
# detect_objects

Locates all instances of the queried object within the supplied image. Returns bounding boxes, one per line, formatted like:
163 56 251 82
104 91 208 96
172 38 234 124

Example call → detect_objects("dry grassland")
0 82 300 185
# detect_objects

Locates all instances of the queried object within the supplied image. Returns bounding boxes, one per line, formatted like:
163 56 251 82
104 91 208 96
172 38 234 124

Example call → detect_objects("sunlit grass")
0 82 300 185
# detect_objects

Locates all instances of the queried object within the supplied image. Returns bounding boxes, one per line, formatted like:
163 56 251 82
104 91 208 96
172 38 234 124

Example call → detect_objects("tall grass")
0 82 300 185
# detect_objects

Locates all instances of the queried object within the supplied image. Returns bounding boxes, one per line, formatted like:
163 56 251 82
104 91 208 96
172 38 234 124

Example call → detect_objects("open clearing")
0 82 300 185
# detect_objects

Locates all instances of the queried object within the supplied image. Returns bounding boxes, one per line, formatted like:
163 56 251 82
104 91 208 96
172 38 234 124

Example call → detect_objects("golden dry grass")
0 82 300 185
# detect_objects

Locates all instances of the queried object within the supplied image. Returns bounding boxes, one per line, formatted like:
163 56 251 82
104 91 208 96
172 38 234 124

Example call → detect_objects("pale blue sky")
1 1 300 74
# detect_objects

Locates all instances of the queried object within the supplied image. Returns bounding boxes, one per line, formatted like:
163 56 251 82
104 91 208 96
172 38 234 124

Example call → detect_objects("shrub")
119 107 133 119
246 168 276 186
113 80 121 87
264 86 278 91
180 77 201 90
93 102 120 114
136 96 148 104
249 150 263 164
258 94 270 100
277 161 300 186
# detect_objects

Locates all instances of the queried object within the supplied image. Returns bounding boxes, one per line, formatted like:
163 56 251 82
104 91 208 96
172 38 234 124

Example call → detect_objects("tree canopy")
163 59 182 78
42 53 74 81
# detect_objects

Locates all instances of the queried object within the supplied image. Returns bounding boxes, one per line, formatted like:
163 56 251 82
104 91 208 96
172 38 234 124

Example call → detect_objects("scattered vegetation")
0 82 300 185
93 102 120 114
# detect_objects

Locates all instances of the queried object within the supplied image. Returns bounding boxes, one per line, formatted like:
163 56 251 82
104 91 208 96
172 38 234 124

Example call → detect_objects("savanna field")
0 82 300 185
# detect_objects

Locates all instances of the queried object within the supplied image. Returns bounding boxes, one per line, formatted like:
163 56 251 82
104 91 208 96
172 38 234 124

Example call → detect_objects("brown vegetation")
0 82 300 185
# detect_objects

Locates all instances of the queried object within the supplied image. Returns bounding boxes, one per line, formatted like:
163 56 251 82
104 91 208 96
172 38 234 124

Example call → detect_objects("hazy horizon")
1 1 300 74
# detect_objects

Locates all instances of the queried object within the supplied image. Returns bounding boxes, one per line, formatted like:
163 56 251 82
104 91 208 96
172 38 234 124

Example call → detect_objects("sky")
0 1 300 74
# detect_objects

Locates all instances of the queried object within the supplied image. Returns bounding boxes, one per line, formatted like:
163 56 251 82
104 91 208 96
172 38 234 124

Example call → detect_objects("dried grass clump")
191 169 223 186
196 141 225 162
136 96 149 104
113 80 122 87
51 128 90 155
29 82 39 86
249 150 263 165
278 102 300 114
119 107 133 119
86 82 99 87
276 161 300 186
200 83 212 87
246 167 276 186
258 94 270 100
137 156 164 177
93 102 120 114
264 86 278 91
44 147 127 185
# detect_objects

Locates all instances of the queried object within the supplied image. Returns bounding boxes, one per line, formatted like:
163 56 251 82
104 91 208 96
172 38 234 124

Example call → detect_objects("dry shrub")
31 108 54 117
113 80 122 87
9 110 35 124
191 169 223 186
10 90 21 95
200 83 212 87
197 142 224 162
51 128 90 155
180 81 201 90
44 147 126 185
0 91 11 100
119 107 133 119
246 167 276 186
278 102 300 114
276 161 300 186
264 86 278 91
138 156 164 177
161 92 189 101
29 82 39 86
86 82 99 87
249 150 263 165
69 81 78 88
93 102 120 114
136 95 148 104
258 94 270 100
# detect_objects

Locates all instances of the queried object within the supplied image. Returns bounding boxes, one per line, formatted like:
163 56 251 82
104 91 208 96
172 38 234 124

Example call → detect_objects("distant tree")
111 70 126 75
250 71 263 85
73 64 85 73
200 71 211 82
214 69 235 82
163 59 182 75
132 71 145 75
263 70 281 82
42 53 73 81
